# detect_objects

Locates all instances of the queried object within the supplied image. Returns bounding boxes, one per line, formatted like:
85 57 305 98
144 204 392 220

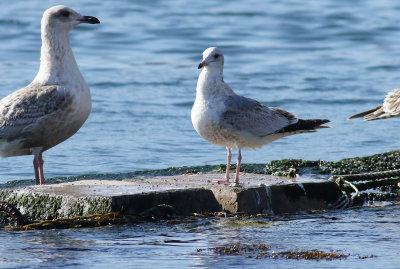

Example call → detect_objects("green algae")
319 150 400 175
3 150 400 188
1 150 399 223
264 150 400 176
0 165 222 188
0 189 112 222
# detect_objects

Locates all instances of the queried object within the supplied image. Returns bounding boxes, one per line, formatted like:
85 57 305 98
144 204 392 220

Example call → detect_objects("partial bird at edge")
348 88 400 121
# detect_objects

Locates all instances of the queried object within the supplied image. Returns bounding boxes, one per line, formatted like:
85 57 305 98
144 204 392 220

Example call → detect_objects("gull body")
0 6 100 184
191 47 330 185
348 88 400 121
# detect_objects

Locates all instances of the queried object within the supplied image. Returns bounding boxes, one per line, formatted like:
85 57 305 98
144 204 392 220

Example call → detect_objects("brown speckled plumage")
0 6 99 184
349 88 400 121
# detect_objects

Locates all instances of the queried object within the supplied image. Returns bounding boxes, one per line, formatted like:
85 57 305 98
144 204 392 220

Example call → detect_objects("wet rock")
0 174 342 222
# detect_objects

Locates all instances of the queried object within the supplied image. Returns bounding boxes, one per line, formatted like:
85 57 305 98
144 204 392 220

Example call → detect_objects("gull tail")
278 119 331 133
347 106 382 120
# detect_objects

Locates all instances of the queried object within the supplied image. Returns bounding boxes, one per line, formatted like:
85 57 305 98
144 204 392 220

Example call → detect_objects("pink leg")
38 151 45 185
234 148 242 184
33 149 45 185
33 155 40 185
217 148 232 184
225 147 232 180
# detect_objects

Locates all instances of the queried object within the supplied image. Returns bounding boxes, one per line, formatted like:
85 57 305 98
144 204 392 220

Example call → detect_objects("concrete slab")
0 173 342 221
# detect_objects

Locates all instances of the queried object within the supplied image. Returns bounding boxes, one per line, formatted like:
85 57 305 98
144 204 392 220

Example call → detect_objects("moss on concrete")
3 151 400 189
0 189 112 222
1 150 399 223
319 150 400 175
264 150 400 176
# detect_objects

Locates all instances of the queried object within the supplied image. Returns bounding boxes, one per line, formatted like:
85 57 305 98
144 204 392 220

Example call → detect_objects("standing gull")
191 47 330 185
348 88 400 121
0 6 100 185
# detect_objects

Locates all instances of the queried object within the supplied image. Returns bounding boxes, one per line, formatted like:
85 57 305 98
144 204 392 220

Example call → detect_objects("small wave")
0 19 29 26
366 65 400 71
217 11 266 17
263 98 379 106
173 102 193 108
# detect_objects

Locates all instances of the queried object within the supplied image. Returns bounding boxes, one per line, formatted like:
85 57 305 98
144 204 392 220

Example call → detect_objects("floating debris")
197 242 269 258
271 250 349 260
198 242 349 260
215 219 283 229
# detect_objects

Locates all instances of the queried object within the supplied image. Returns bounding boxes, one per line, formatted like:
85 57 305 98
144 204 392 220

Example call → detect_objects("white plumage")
191 47 330 185
0 5 100 184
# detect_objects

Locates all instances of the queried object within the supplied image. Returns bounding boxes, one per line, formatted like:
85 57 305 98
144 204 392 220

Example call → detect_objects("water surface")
1 0 400 182
2 204 400 268
1 0 400 268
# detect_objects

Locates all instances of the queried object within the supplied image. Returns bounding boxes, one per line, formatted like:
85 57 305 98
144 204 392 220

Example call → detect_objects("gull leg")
38 151 45 185
234 147 242 185
33 155 40 185
225 147 232 180
217 148 232 184
32 147 45 185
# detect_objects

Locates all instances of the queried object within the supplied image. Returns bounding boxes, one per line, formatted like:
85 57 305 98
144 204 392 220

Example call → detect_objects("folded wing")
220 95 298 137
0 84 69 140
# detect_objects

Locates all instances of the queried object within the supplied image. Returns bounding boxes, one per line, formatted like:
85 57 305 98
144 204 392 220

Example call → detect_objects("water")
1 0 400 267
1 0 400 182
2 205 400 268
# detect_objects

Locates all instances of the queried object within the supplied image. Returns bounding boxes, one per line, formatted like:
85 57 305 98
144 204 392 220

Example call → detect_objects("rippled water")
1 0 400 267
2 204 400 268
1 0 400 182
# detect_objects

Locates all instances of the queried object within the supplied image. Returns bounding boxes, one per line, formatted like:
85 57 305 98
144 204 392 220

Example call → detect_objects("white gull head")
195 47 232 98
42 5 100 32
198 47 224 71
35 6 100 85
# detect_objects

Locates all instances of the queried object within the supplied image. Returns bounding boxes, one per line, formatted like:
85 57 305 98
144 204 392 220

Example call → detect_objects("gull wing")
220 95 297 137
0 84 70 139
348 88 400 121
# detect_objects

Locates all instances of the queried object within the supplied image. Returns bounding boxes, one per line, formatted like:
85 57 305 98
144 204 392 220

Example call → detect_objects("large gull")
191 47 330 185
0 6 100 185
348 88 400 121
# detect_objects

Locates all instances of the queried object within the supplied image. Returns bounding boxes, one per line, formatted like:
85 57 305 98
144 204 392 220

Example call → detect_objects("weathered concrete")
0 173 342 221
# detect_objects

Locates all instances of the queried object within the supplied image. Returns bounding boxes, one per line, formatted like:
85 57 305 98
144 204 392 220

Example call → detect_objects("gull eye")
214 54 220 59
60 10 70 17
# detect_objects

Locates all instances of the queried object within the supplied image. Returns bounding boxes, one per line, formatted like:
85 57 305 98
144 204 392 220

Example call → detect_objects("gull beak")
198 60 206 69
78 15 100 24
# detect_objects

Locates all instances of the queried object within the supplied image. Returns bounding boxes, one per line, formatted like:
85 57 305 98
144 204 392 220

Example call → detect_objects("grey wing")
0 84 69 139
220 95 298 137
382 88 400 115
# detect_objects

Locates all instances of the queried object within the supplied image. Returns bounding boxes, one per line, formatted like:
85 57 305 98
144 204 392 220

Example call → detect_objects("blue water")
2 205 400 268
1 0 400 268
1 0 400 182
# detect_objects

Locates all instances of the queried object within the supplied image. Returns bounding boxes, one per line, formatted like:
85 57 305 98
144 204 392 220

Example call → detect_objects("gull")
348 88 400 121
191 47 330 185
0 6 100 185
